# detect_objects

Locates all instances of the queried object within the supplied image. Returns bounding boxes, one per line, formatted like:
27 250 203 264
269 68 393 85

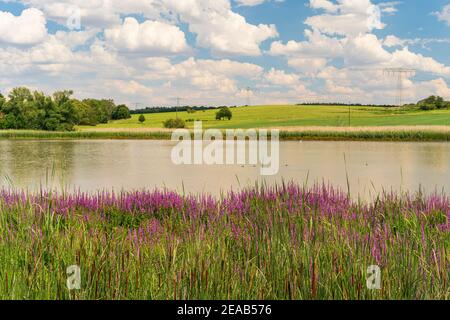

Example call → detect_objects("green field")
79 105 450 130
1 105 449 141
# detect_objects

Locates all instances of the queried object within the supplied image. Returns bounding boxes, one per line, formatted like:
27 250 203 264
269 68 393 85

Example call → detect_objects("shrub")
419 103 436 111
138 114 146 123
163 118 185 128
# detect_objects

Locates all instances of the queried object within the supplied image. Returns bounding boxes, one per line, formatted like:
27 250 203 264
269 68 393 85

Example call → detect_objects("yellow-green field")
78 105 450 130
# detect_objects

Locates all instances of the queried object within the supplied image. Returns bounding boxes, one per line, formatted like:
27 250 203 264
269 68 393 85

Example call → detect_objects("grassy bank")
0 183 448 299
1 128 449 141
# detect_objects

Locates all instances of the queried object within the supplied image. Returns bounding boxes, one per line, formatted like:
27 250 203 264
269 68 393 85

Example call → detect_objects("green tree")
52 90 77 131
0 92 4 108
72 100 98 126
33 91 55 130
112 104 131 120
83 99 116 124
216 107 233 120
139 114 146 124
2 87 36 129
444 101 450 109
418 96 445 110
0 87 79 131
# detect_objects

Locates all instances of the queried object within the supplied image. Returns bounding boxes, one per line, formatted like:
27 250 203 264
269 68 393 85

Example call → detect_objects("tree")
52 90 78 131
0 92 5 111
83 99 116 124
444 101 450 109
0 87 78 131
139 114 146 123
2 87 37 129
72 100 98 126
112 104 131 120
418 96 446 110
216 107 232 120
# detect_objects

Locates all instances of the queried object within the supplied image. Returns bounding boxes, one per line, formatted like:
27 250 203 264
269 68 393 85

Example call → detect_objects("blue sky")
1 0 450 106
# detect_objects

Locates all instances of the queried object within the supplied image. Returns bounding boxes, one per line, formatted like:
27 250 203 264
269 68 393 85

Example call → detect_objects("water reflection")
0 140 448 199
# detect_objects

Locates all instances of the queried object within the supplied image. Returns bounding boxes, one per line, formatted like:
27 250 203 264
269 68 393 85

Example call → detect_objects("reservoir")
0 140 449 199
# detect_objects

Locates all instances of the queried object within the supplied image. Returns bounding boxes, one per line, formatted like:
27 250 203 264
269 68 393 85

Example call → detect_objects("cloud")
104 17 189 54
20 0 161 29
0 8 47 45
343 34 391 65
264 68 300 86
288 58 328 74
234 0 267 6
435 4 450 26
234 0 284 6
305 0 385 36
164 0 278 56
383 35 405 47
1 0 450 106
389 47 450 76
309 0 338 13
269 29 344 58
19 1 278 56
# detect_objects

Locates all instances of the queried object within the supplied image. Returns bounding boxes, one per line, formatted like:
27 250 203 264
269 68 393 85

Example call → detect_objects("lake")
0 140 449 199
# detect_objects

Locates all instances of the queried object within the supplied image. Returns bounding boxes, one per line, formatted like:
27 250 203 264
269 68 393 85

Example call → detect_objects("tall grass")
0 183 448 300
0 129 449 141
0 130 172 140
278 130 450 141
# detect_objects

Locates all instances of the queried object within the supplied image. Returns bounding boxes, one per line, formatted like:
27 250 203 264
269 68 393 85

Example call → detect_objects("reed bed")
0 183 448 300
0 129 449 141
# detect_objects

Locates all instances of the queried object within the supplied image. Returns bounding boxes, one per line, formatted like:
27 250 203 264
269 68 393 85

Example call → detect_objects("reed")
0 183 448 300
0 129 449 141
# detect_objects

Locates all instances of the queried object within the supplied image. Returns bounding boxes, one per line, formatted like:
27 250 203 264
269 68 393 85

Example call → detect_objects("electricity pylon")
383 68 416 106
239 87 259 106
350 67 416 106
173 97 182 118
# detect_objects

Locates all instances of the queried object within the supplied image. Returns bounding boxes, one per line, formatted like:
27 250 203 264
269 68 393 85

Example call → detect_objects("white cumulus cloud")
104 17 189 54
0 8 47 45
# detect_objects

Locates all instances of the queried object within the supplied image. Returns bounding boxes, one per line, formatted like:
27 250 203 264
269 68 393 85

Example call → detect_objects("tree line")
130 105 231 115
414 96 450 110
0 87 131 131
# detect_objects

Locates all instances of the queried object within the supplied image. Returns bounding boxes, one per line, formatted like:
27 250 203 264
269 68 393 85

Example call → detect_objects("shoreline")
0 126 449 141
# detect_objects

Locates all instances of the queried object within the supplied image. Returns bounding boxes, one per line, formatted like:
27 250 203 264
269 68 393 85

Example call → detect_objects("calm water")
0 140 449 199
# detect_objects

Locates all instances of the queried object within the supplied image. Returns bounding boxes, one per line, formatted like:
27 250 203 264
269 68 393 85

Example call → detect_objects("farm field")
78 105 450 130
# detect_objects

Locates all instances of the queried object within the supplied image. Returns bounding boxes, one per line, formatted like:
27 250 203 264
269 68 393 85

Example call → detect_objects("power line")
349 67 418 106
383 68 416 106
173 97 183 118
132 102 144 110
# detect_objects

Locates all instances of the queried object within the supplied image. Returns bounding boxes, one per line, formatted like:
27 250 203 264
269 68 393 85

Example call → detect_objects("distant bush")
138 114 146 123
163 118 185 128
419 104 436 111
216 107 233 120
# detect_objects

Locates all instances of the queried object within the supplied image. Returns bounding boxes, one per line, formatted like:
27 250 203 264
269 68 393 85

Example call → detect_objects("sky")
1 0 450 107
